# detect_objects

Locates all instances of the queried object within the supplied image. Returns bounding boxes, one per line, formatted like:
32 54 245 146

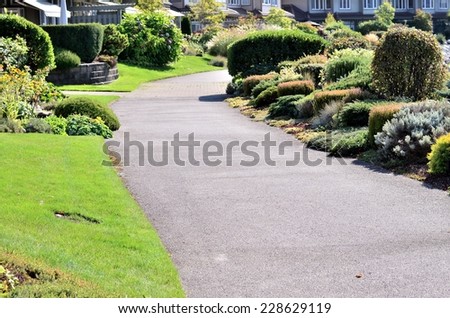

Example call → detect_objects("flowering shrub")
118 12 182 66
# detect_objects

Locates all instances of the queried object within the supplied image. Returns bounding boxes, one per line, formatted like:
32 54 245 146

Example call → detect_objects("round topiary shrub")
54 48 81 70
427 133 450 175
0 14 54 71
372 26 445 100
227 30 328 77
55 97 120 131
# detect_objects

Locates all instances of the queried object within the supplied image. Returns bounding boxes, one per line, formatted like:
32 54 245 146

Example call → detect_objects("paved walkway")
111 70 450 297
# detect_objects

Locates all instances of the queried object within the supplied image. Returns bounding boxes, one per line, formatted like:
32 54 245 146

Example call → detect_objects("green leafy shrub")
0 118 23 133
66 114 113 138
338 101 378 127
207 27 248 57
324 65 372 90
324 21 351 35
54 97 120 131
101 24 129 57
0 14 54 71
307 128 368 157
227 30 328 77
54 48 80 70
297 64 324 86
357 20 389 35
408 10 433 32
277 80 314 97
44 115 67 135
254 86 278 108
368 103 403 146
313 88 366 114
322 48 373 83
268 94 304 118
375 101 450 161
0 36 28 69
43 24 103 63
118 12 182 66
242 74 276 96
427 133 450 175
328 35 370 54
181 17 192 35
372 26 445 100
24 118 51 133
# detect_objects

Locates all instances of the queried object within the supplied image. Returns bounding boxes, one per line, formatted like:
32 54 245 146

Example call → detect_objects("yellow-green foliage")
277 80 314 96
427 133 450 175
367 103 403 146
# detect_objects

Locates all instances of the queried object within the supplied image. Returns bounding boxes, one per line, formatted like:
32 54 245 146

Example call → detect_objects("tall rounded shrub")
118 12 182 66
101 24 129 57
372 26 445 100
0 14 54 71
227 30 328 77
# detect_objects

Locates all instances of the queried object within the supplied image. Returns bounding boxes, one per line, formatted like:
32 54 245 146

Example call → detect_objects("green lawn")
0 134 184 297
59 55 222 92
64 95 121 107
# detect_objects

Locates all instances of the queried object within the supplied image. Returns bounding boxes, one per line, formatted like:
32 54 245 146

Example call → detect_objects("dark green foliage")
338 101 377 127
181 17 192 35
325 65 372 90
66 114 112 138
251 79 278 99
268 94 304 118
375 101 450 161
44 115 67 135
367 103 403 146
435 33 446 44
43 24 103 63
24 118 51 133
118 12 182 66
297 64 324 86
54 48 80 70
294 94 315 118
254 86 278 108
357 20 389 35
408 10 433 32
55 97 120 131
227 30 328 77
277 80 314 97
322 48 373 83
328 35 370 53
427 133 450 175
101 24 129 57
307 128 368 157
242 74 276 96
0 14 54 71
372 26 445 100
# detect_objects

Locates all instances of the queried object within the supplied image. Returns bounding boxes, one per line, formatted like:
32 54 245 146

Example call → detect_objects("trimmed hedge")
277 80 314 97
242 74 276 96
43 24 104 63
367 103 403 146
0 14 54 71
55 97 120 131
228 30 328 77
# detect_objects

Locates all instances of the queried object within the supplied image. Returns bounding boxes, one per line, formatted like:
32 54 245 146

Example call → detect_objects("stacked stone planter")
47 62 118 85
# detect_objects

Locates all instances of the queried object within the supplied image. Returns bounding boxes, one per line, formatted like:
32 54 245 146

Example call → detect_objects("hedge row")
43 24 104 63
227 30 328 77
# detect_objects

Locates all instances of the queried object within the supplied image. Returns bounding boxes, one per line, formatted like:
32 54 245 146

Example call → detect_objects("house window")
340 0 350 9
311 0 331 10
241 0 250 4
422 0 434 8
391 0 409 9
363 0 379 9
271 0 277 5
439 0 448 8
263 0 271 4
228 0 239 5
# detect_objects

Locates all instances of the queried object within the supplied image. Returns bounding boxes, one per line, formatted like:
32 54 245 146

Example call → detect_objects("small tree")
409 10 433 32
324 13 336 26
181 16 192 35
375 2 395 26
265 8 293 29
190 0 225 27
372 26 446 100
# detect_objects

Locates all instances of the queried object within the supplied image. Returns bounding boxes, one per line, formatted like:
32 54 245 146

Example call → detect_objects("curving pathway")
111 70 450 297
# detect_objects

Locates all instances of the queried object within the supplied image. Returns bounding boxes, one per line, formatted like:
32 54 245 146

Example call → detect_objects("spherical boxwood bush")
228 30 328 77
427 133 450 175
0 14 54 71
54 48 81 70
372 26 446 100
118 12 182 66
55 97 120 131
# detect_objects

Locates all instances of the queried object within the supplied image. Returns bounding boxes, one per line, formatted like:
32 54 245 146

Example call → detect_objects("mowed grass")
0 134 184 297
64 95 121 107
59 55 222 92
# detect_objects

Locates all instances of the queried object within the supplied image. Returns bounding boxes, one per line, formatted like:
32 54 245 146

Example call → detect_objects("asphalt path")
111 70 450 297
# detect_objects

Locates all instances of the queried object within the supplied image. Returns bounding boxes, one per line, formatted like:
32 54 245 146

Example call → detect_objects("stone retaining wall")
47 62 118 85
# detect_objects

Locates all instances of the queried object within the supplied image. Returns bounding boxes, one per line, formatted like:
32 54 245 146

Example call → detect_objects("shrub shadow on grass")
199 94 229 102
